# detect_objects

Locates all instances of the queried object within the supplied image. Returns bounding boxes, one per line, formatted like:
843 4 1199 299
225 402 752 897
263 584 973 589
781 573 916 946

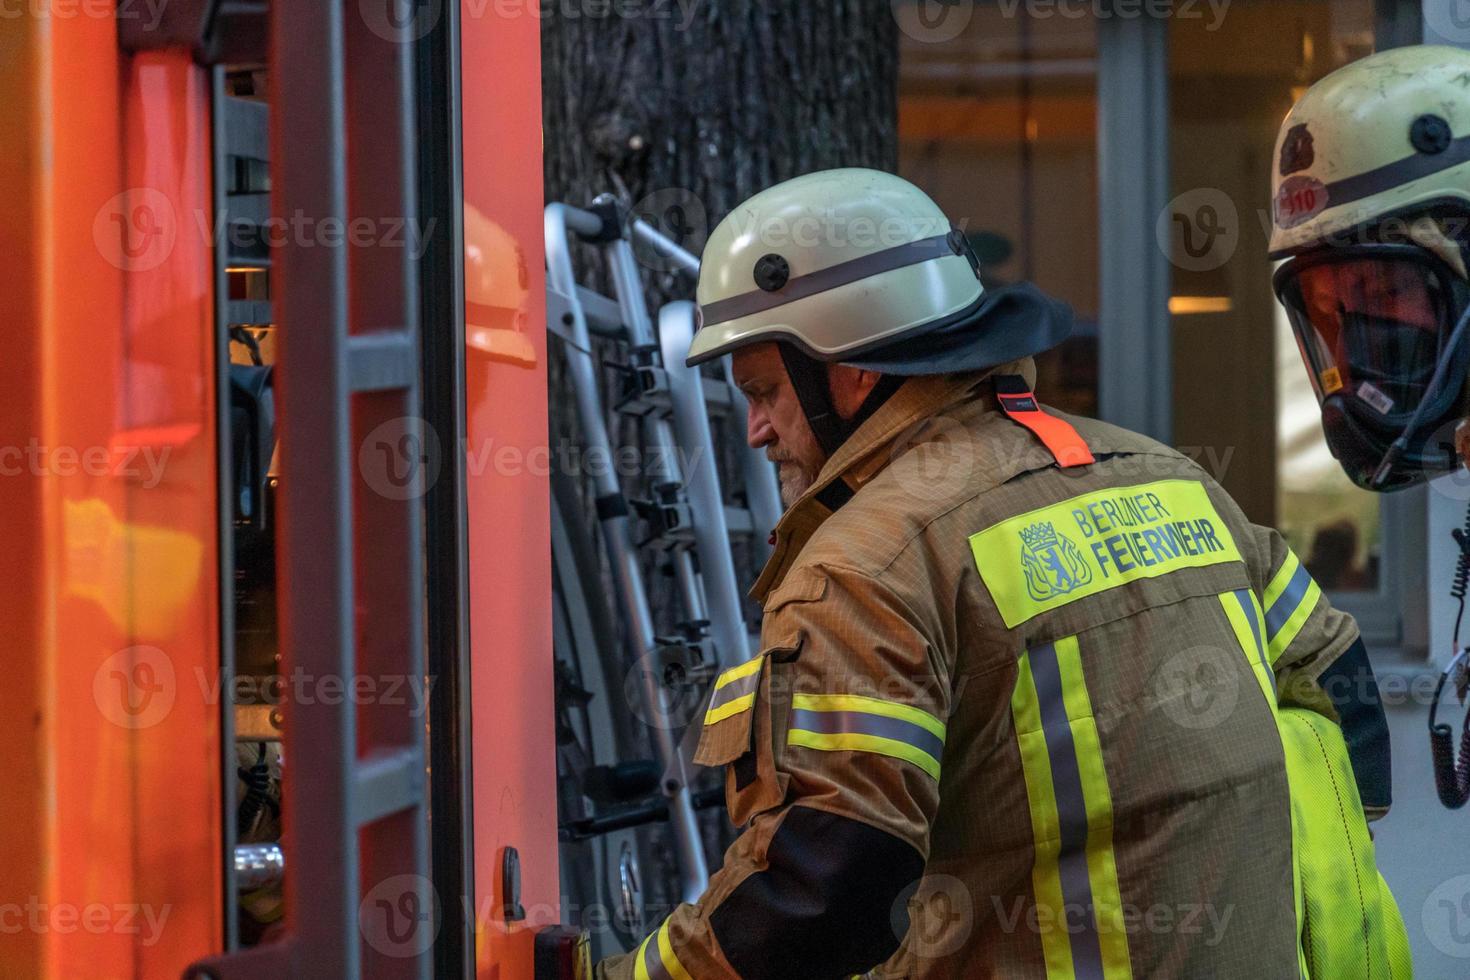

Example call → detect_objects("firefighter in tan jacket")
596 169 1397 979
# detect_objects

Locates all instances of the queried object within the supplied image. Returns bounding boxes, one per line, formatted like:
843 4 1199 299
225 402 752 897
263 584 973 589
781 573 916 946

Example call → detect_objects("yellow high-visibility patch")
704 655 764 725
969 479 1242 627
1010 636 1133 979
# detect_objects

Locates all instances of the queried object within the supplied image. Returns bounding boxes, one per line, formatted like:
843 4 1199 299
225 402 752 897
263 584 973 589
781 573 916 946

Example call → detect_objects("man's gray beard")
778 466 815 509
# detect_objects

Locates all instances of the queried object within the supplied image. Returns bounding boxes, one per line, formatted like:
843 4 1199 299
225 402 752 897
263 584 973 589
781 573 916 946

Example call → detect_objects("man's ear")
828 364 884 420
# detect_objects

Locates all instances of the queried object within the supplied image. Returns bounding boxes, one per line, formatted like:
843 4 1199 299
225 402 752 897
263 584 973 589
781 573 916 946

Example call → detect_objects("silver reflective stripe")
1264 565 1312 639
699 234 957 327
788 708 945 762
642 929 673 980
1029 641 1106 980
707 668 761 716
1234 589 1277 697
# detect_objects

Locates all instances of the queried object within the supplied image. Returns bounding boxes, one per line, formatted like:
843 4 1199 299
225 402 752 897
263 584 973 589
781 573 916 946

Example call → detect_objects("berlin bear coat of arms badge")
1019 521 1094 602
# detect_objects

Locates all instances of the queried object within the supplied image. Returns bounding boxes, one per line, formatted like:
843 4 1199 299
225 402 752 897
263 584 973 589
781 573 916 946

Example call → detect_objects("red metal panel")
117 50 224 979
459 6 557 976
0 12 221 977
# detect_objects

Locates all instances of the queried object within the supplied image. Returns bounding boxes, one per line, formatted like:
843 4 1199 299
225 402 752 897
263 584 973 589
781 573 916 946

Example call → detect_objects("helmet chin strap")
777 344 906 460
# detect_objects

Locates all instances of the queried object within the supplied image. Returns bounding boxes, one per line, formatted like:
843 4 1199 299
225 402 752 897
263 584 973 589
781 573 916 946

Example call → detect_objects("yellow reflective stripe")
655 920 693 980
1262 549 1302 613
786 730 941 780
791 692 946 740
1053 637 1132 979
1053 635 1093 724
1218 590 1305 966
1011 652 1075 980
714 655 763 690
1268 579 1321 665
1219 592 1276 710
705 655 763 725
704 693 755 725
970 479 1243 628
634 919 692 980
633 933 654 980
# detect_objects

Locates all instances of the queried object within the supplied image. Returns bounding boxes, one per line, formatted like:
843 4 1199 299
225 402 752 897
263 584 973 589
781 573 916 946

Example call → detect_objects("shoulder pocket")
693 637 802 826
766 572 827 615
693 654 764 768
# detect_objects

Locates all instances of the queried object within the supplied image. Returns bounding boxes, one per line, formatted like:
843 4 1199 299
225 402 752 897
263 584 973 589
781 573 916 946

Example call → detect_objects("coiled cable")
237 742 277 838
1431 500 1470 808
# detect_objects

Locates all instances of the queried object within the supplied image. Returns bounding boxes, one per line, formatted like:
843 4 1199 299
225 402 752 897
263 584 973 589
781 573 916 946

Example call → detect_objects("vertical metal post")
417 2 476 977
659 303 752 668
209 63 241 956
1097 7 1172 442
272 6 358 973
274 0 432 975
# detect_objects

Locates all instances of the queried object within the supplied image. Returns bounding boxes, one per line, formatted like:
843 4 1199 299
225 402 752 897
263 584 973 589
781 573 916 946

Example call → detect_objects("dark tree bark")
543 0 899 300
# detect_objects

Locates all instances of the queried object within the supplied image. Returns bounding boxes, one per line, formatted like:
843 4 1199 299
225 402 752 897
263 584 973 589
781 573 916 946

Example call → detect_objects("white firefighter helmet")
1269 45 1470 490
686 168 986 366
1269 45 1470 259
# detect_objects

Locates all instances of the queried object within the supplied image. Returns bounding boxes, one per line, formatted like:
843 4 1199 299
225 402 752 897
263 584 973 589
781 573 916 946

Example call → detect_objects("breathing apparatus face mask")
1272 242 1470 490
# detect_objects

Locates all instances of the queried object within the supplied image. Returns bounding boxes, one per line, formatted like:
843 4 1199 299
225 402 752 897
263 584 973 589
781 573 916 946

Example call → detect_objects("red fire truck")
2 2 570 976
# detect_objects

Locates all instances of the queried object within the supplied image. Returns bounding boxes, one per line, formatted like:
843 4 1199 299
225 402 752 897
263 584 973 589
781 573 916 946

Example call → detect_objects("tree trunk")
543 0 898 302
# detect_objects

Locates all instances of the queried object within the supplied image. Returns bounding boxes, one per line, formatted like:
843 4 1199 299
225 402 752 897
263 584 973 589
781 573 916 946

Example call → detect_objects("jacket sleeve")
595 562 947 980
1247 524 1392 820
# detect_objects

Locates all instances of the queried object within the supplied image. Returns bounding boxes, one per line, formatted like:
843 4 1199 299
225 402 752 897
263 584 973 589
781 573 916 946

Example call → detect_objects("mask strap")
1371 298 1470 487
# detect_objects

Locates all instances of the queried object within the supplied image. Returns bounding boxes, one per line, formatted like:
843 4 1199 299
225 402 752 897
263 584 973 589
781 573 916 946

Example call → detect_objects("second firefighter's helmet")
1270 45 1470 490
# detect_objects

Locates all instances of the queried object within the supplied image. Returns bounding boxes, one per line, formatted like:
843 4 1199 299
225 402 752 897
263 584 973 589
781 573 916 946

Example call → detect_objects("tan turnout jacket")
598 360 1359 980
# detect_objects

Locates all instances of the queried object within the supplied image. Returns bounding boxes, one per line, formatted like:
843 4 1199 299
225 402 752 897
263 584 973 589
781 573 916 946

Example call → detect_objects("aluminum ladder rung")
354 746 425 826
347 331 415 392
723 506 754 537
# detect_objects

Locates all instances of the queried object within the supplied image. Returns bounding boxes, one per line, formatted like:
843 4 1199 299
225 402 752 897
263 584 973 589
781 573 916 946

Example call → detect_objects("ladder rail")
629 216 702 278
657 302 752 669
545 203 710 903
188 2 433 975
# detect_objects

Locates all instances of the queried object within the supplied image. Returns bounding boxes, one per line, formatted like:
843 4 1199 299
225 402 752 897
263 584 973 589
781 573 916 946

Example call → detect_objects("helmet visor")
1273 246 1463 418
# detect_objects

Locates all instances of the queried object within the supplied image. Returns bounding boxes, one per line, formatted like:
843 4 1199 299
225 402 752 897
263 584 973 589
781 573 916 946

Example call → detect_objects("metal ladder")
544 197 781 903
187 2 432 976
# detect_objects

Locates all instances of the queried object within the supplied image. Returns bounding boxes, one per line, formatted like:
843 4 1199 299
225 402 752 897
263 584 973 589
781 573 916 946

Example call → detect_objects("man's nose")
747 408 776 449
